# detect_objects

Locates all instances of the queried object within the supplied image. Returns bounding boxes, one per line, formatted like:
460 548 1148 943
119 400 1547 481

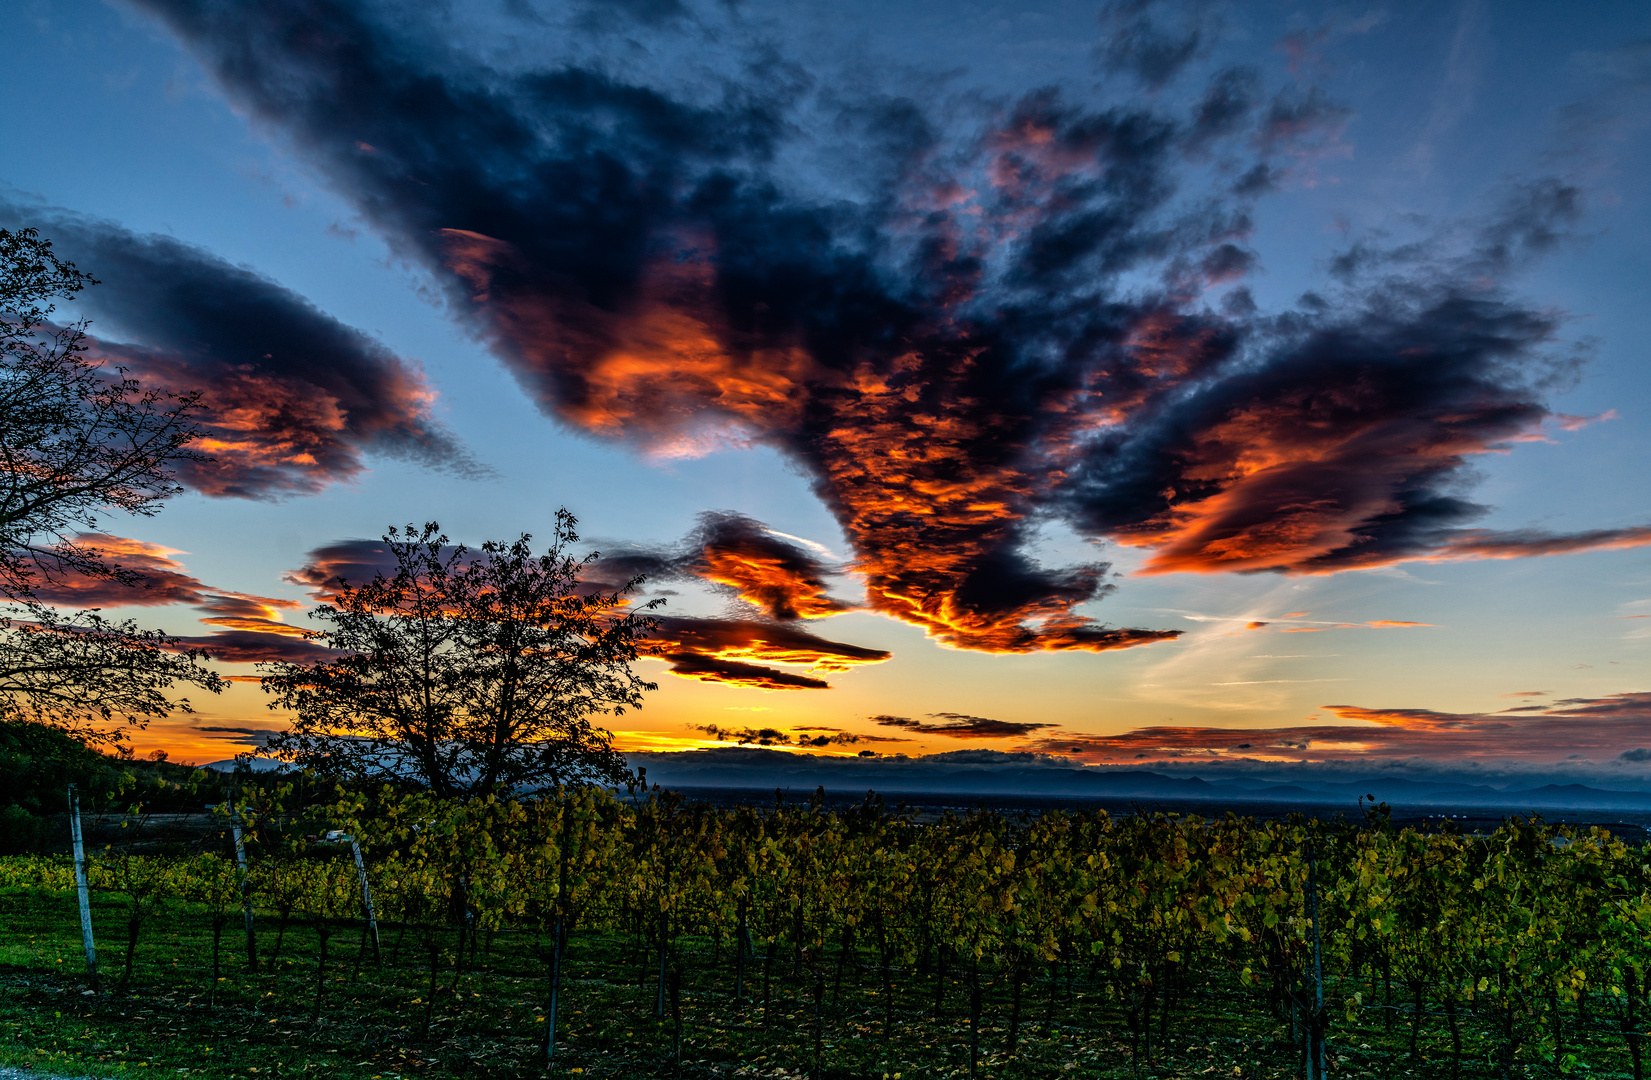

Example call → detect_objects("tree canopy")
261 513 661 796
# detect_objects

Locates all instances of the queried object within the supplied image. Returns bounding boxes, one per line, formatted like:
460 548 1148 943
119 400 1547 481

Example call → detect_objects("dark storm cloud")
128 0 1647 650
0 203 475 498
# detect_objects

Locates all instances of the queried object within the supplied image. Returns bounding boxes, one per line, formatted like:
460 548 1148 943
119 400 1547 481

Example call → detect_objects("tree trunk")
1409 978 1424 1058
877 917 895 1043
655 910 669 1017
832 924 853 1006
812 959 826 1080
117 912 142 995
1007 961 1023 1055
311 921 332 1021
421 932 441 1040
1629 968 1645 1080
968 963 982 1080
269 904 292 973
1444 995 1462 1080
209 915 225 1010
670 953 684 1068
933 944 948 1019
1383 955 1393 1033
733 898 748 1001
762 936 775 1028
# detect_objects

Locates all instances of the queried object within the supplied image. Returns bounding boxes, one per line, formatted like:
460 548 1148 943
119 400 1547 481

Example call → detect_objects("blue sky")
4 0 1650 784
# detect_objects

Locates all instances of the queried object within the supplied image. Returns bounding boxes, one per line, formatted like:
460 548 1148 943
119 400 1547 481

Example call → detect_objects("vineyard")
4 785 1651 1080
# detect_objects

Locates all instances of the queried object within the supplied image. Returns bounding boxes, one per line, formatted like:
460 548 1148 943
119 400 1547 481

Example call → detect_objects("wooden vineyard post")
228 796 258 971
67 784 99 991
349 836 381 964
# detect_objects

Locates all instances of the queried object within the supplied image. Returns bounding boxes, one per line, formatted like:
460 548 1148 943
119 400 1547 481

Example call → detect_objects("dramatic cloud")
0 202 475 497
129 0 1638 655
1031 691 1651 764
872 712 1057 739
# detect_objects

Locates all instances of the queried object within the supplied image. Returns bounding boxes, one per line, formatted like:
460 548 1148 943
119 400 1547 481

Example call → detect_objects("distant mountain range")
200 750 1651 811
628 750 1651 811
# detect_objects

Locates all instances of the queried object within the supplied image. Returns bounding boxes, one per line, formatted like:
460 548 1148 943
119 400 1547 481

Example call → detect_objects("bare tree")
261 513 661 795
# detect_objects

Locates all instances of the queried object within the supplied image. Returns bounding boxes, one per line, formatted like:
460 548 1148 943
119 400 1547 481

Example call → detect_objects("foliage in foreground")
5 788 1651 1079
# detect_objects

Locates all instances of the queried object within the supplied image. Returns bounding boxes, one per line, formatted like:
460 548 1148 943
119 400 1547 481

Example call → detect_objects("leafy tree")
0 227 224 743
261 513 661 796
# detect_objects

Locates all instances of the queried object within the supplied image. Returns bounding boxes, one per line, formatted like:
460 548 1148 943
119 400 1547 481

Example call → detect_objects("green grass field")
0 883 1639 1079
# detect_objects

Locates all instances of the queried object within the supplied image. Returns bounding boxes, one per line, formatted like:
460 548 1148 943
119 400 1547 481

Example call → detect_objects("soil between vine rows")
0 886 1631 1079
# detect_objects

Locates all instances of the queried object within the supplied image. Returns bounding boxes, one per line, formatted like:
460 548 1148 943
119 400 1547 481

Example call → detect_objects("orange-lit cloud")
194 592 309 637
1417 527 1651 563
26 533 207 608
690 514 850 620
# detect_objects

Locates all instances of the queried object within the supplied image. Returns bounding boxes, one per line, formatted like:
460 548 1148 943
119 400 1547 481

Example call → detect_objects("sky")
3 0 1651 788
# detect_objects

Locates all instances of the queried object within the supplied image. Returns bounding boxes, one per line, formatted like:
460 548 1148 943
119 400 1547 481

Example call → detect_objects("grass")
0 884 1639 1079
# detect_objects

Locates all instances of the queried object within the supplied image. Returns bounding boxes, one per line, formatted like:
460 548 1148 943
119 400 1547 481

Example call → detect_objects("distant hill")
630 749 1651 811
